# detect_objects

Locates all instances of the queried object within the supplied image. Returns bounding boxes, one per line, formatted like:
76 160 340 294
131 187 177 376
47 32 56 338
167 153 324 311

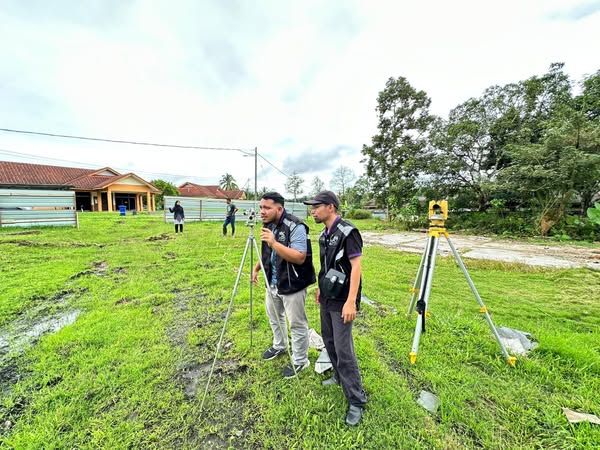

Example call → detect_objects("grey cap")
303 190 339 208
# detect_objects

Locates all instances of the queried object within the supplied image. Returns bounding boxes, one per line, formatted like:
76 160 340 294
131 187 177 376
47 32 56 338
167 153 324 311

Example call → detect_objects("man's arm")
260 224 307 265
271 240 306 265
341 256 361 323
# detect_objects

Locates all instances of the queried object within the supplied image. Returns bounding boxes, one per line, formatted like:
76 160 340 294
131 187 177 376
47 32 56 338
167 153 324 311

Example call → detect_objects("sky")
1 0 599 196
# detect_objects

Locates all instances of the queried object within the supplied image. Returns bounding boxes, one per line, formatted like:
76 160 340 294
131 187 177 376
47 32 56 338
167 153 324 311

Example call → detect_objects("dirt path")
362 231 600 270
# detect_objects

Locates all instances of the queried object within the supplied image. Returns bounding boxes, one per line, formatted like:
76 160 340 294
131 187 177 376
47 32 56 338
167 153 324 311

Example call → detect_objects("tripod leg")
200 235 252 413
407 237 430 316
445 236 516 366
410 235 440 364
252 238 300 380
249 236 254 348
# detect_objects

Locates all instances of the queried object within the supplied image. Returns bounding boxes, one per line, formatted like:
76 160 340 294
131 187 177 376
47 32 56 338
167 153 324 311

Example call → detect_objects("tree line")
361 63 600 238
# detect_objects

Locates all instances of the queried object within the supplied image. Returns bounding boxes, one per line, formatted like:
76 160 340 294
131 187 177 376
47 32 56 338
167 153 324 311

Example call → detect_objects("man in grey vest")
252 192 316 378
304 190 367 426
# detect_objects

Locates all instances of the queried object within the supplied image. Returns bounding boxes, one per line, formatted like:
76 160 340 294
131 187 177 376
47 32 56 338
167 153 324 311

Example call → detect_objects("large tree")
150 179 179 210
219 173 238 190
362 77 434 214
499 118 600 235
428 63 575 211
311 176 325 196
428 85 521 210
285 172 304 203
330 166 356 200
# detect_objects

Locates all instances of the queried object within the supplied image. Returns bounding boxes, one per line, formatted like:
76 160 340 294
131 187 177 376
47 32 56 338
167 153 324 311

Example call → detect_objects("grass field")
1 213 599 449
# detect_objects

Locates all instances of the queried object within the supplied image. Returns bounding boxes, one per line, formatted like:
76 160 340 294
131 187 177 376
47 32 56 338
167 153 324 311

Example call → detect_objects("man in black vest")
304 190 367 426
252 192 316 378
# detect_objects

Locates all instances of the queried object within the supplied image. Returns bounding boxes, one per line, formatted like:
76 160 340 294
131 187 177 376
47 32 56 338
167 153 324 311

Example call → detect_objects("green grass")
1 213 599 449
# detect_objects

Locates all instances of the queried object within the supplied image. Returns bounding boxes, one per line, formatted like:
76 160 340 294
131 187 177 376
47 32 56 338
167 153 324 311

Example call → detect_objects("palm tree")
219 173 238 190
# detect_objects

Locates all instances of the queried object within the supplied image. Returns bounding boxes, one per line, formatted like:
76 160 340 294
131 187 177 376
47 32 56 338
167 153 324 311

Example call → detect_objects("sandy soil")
362 231 600 270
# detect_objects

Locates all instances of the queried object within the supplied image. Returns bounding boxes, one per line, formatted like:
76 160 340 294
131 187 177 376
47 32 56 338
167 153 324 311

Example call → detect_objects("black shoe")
282 361 310 378
345 405 364 426
262 347 286 361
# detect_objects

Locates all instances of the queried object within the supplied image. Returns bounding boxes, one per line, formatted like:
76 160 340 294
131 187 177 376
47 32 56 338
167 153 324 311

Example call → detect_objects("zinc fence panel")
0 189 76 228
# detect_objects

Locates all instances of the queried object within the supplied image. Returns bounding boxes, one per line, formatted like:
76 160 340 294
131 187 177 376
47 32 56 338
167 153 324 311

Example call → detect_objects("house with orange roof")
0 161 161 212
178 182 245 200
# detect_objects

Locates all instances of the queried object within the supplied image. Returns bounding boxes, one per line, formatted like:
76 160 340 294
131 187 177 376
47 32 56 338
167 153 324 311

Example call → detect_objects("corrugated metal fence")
163 197 308 223
0 189 77 228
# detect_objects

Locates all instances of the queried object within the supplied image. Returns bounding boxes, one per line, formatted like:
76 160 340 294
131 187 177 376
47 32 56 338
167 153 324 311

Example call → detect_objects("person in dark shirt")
304 190 367 426
168 201 184 233
223 198 238 237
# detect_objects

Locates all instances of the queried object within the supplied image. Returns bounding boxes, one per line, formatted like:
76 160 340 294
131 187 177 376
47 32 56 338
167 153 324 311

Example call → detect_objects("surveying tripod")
407 200 516 367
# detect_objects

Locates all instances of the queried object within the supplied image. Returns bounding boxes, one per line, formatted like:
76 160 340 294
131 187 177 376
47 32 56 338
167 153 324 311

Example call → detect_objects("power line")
257 153 290 178
0 148 214 182
0 126 292 180
0 127 253 154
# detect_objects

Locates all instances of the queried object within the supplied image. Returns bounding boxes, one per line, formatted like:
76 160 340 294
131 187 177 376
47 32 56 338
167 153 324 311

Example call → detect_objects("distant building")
178 182 245 200
0 161 160 212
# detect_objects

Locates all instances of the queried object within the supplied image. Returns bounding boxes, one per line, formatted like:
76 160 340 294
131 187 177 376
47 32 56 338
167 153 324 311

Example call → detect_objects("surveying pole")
407 200 516 367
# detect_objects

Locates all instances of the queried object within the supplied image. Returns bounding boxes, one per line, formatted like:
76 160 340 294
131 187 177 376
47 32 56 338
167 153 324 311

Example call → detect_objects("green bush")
447 211 536 236
549 215 600 241
346 209 373 220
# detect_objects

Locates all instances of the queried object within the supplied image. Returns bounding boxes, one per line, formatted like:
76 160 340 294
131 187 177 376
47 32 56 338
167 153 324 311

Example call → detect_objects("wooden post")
107 189 113 212
97 191 103 212
151 194 155 212
146 192 151 212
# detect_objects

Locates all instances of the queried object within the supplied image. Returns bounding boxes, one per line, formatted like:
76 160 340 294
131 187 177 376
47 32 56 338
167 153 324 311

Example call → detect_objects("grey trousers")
265 287 309 366
320 307 367 407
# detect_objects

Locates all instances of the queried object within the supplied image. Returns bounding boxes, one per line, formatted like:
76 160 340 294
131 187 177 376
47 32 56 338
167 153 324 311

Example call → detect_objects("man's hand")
341 300 357 324
315 288 320 304
252 268 259 284
260 228 275 247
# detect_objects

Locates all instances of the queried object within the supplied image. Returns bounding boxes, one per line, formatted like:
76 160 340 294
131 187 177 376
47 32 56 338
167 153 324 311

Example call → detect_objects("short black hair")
261 192 285 206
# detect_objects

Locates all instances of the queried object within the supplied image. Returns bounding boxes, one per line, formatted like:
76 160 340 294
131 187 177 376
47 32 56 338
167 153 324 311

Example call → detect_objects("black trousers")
320 306 367 407
175 224 183 233
223 216 236 236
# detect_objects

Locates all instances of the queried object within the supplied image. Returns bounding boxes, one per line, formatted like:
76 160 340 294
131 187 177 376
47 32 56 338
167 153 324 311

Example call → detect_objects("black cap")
303 190 339 208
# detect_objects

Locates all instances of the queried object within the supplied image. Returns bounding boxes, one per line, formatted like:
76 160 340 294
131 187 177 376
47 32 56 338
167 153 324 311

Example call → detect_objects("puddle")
0 310 80 360
1 310 80 394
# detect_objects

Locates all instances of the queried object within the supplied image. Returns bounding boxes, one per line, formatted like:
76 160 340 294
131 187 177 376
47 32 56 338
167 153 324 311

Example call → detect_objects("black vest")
318 218 362 309
261 211 316 295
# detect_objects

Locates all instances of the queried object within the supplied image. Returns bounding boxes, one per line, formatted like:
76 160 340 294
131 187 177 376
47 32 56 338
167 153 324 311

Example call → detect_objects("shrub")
346 209 373 220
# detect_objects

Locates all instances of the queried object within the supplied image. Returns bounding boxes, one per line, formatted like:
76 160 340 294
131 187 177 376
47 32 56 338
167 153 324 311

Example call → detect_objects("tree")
311 176 325 196
573 70 600 213
150 179 179 210
362 77 434 215
330 166 356 199
428 86 519 210
345 174 372 209
219 173 238 190
285 172 304 203
427 63 575 211
499 123 600 235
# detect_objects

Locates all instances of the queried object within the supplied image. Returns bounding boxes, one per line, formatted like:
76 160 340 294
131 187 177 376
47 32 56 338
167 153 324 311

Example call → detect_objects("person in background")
223 198 238 237
169 200 184 233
